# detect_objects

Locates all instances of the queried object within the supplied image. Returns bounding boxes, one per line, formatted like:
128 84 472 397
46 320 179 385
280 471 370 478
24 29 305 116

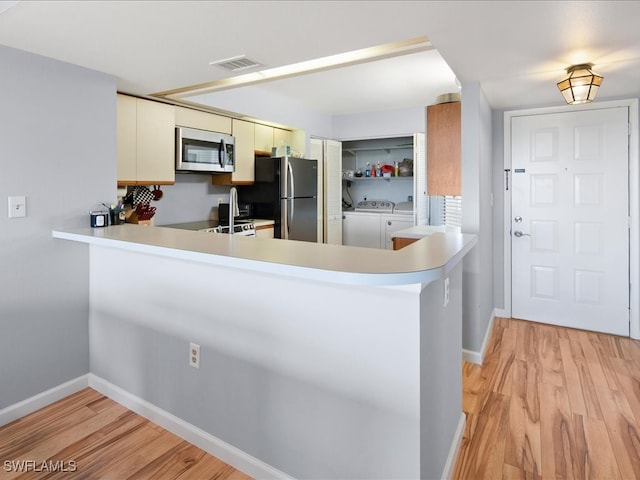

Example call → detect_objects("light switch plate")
8 196 26 218
444 277 450 307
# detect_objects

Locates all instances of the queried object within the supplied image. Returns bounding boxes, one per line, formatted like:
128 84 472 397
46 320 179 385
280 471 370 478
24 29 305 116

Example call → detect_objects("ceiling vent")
210 55 262 72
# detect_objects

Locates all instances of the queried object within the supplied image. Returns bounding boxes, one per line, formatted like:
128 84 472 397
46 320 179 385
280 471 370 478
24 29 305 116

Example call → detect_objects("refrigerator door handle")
287 161 295 199
289 199 294 236
281 199 290 239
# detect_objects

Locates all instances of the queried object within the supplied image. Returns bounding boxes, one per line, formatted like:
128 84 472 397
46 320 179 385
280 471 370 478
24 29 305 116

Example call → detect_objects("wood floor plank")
504 360 541 476
0 389 252 480
594 384 640 478
537 324 564 387
577 330 613 391
502 463 542 480
462 362 484 414
566 332 605 420
86 427 185 479
0 389 102 448
1 402 130 479
125 441 207 479
514 320 539 363
581 414 623 480
173 454 251 480
453 318 640 480
453 391 510 479
538 382 585 479
609 357 640 424
450 412 479 480
558 336 589 417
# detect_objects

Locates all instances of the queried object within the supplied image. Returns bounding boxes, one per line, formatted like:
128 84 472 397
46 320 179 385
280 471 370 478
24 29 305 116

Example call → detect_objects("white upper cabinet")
174 106 232 134
117 94 175 186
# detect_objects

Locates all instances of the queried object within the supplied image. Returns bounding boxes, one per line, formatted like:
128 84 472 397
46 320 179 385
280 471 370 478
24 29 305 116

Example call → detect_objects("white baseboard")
0 374 89 427
88 374 293 480
494 308 508 318
441 412 466 480
462 309 497 365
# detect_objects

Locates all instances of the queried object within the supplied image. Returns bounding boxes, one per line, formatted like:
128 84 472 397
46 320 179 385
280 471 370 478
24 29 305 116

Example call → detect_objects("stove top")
201 222 256 236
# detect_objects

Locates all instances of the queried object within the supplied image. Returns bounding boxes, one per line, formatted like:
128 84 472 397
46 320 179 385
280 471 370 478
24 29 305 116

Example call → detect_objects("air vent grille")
210 56 262 72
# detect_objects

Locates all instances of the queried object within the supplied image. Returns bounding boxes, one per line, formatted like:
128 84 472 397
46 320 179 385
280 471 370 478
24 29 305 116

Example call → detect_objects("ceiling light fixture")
556 63 603 105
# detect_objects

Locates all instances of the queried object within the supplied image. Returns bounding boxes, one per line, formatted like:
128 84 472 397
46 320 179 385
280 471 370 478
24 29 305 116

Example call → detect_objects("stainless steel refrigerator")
239 156 318 242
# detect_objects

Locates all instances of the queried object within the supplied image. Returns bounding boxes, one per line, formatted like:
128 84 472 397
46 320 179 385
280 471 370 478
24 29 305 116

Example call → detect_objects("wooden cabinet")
255 124 299 156
230 119 255 184
212 119 255 185
174 106 231 134
392 237 419 250
273 128 292 151
254 124 274 154
117 94 175 186
427 101 461 196
117 94 137 183
255 224 274 239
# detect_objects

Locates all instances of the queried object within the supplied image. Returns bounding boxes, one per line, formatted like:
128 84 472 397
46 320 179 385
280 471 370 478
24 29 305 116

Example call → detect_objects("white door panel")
511 107 629 335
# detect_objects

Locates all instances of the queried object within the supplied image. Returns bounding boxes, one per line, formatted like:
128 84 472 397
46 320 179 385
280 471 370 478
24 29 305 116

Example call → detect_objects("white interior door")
511 106 630 336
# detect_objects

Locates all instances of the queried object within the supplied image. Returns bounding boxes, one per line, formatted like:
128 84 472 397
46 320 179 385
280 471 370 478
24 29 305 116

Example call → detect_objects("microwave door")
225 142 234 172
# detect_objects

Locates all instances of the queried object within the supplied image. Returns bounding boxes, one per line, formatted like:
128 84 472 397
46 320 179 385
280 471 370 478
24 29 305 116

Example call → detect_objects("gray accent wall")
461 83 494 353
153 173 231 226
0 44 115 409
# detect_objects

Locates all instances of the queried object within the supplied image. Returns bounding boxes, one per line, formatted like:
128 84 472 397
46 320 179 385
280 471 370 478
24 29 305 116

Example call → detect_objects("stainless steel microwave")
176 126 235 173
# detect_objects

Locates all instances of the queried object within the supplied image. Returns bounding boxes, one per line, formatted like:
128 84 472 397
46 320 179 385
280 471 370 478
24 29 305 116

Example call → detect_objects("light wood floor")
452 317 640 479
4 318 640 479
0 388 251 480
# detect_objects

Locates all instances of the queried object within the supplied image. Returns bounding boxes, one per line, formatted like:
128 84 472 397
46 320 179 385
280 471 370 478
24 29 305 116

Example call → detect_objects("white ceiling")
0 0 639 115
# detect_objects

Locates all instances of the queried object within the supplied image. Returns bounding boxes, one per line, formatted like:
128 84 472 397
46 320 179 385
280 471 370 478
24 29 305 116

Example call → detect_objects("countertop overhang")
52 225 476 286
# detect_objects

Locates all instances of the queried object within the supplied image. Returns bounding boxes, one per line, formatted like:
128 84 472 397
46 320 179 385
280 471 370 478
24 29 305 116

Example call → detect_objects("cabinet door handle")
387 221 392 225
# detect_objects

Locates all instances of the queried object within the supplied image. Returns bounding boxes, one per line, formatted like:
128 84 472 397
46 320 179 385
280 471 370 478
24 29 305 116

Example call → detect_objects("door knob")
514 216 522 223
513 230 531 238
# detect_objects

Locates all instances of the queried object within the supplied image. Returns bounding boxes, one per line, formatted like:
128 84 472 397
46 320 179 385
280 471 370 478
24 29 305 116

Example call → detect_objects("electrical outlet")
444 277 450 307
189 342 200 369
8 196 26 218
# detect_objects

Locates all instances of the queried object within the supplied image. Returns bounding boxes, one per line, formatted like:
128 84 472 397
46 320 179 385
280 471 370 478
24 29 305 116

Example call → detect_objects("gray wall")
492 110 506 310
153 173 231 225
90 245 461 479
461 82 494 353
0 45 115 408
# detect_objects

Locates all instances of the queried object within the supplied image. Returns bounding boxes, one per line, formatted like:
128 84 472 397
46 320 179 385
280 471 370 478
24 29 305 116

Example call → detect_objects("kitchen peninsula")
52 224 476 480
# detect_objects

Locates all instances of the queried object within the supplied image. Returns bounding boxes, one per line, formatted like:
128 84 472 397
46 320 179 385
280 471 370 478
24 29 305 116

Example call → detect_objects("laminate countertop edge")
52 225 477 287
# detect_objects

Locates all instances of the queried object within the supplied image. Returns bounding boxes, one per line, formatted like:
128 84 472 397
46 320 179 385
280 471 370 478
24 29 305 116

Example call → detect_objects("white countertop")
392 224 462 239
52 225 476 286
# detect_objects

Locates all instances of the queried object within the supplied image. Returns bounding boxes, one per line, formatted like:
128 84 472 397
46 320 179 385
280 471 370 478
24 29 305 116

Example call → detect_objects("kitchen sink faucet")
229 186 239 234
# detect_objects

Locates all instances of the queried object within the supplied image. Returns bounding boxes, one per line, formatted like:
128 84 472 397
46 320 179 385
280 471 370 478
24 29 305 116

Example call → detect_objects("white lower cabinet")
382 216 414 250
343 212 380 248
343 212 412 249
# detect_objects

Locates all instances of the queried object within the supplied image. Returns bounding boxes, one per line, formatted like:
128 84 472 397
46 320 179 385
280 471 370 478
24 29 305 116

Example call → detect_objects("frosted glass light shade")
557 63 603 105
